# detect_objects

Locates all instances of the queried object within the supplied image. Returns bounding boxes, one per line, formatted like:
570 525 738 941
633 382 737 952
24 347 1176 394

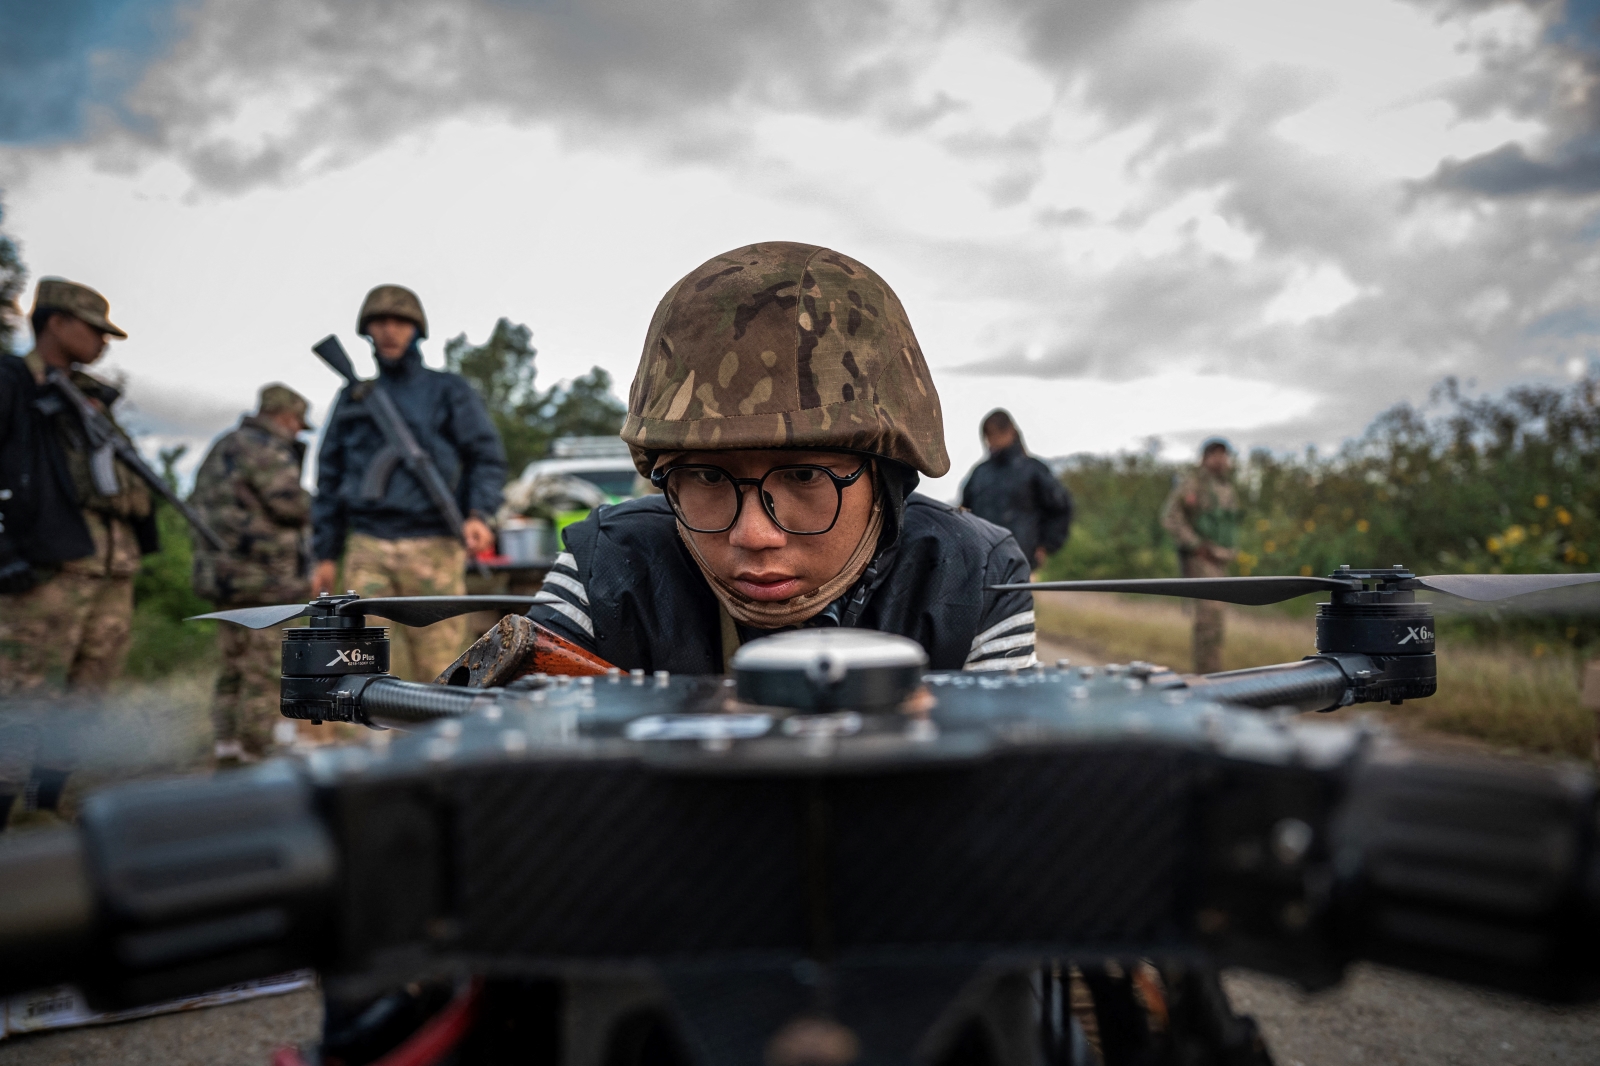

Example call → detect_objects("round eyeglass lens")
667 468 740 531
763 467 842 533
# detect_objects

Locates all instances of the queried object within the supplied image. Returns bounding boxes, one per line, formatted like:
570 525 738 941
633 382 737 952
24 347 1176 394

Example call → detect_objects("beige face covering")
662 456 884 630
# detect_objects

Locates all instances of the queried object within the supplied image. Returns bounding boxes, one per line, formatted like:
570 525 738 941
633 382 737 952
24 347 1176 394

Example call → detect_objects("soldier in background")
311 285 505 681
0 278 156 824
1161 437 1242 674
960 408 1074 571
191 384 313 763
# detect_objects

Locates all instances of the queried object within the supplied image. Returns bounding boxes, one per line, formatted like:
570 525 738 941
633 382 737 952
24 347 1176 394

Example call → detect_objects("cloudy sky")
4 0 1600 496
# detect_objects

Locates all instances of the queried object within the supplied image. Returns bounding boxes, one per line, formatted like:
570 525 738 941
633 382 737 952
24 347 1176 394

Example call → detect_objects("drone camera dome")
732 628 928 712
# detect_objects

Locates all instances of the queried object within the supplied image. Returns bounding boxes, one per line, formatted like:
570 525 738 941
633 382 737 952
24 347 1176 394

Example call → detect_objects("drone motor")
1311 566 1437 705
279 593 393 724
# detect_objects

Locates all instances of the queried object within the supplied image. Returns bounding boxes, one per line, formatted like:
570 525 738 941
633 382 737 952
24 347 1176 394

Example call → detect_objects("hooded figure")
522 242 1035 672
960 409 1074 570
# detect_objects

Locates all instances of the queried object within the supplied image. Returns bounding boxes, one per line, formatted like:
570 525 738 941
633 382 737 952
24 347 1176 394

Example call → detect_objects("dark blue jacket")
527 492 1036 673
960 441 1073 566
312 348 506 560
0 354 158 568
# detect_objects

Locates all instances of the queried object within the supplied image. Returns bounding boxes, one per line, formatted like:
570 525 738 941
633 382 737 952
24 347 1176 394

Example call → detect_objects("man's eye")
689 469 726 486
779 467 830 486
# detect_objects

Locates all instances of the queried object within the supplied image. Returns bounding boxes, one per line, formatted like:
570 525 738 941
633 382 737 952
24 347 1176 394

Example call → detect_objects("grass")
1034 592 1594 759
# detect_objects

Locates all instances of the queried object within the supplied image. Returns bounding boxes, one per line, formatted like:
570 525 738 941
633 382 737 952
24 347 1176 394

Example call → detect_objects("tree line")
1043 375 1600 645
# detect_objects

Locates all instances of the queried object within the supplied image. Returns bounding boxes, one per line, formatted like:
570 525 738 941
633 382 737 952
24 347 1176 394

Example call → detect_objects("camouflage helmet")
620 242 949 477
357 284 428 339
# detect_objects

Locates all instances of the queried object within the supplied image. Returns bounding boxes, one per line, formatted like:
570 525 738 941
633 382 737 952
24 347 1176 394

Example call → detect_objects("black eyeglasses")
651 463 868 535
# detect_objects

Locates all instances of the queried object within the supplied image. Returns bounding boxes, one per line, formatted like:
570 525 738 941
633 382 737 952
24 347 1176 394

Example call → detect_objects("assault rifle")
312 336 480 566
44 368 225 551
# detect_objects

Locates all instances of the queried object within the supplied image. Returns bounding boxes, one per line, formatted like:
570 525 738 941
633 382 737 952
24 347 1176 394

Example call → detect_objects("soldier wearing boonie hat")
191 382 315 764
0 277 156 826
521 241 1036 673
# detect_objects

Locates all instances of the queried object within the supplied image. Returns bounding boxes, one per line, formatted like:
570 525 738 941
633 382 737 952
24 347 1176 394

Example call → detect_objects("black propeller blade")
190 594 562 630
992 576 1358 606
996 571 1600 606
1412 572 1600 602
188 603 314 629
356 595 562 627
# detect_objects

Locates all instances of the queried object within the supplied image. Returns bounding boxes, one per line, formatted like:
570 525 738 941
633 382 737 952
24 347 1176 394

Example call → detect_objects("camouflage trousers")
213 622 287 758
1181 552 1227 675
0 570 134 807
0 570 135 700
344 533 468 682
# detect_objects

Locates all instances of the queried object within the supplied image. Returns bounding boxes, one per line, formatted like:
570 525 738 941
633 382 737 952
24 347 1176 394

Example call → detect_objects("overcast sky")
4 0 1600 496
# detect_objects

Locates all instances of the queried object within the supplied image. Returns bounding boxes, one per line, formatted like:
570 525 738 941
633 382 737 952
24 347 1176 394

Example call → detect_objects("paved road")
1226 965 1600 1066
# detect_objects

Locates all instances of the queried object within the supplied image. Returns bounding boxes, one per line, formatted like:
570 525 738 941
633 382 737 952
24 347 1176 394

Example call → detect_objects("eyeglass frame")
649 461 870 535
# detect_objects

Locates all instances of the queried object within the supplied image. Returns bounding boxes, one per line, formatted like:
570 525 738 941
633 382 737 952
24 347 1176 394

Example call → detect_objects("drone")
0 565 1597 1066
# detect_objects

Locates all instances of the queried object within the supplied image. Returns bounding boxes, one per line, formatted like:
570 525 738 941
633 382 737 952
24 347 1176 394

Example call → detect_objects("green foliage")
125 446 216 679
444 318 627 473
1040 449 1178 581
1039 376 1600 649
0 196 27 354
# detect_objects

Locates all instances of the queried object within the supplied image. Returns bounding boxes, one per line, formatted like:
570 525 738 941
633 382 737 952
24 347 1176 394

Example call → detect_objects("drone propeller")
995 571 1600 606
189 594 563 630
991 575 1353 606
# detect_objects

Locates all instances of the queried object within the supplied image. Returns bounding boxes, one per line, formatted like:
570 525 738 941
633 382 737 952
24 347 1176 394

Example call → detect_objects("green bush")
1039 376 1600 651
125 452 216 680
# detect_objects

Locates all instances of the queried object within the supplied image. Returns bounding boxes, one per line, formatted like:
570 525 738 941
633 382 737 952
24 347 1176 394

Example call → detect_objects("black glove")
0 557 37 595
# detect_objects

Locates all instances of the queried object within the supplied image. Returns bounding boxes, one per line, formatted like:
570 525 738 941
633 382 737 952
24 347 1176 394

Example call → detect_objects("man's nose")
726 484 786 549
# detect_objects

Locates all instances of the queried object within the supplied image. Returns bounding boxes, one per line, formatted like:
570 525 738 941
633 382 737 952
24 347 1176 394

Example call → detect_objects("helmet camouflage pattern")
620 242 949 477
358 284 428 339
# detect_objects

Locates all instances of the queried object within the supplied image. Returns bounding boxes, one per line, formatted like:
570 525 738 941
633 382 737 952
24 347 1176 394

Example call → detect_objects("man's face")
1202 446 1232 475
367 316 418 362
675 449 876 603
984 424 1018 454
46 314 110 366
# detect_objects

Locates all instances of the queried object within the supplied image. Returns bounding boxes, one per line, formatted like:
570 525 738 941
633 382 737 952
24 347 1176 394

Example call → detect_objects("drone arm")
1185 658 1351 713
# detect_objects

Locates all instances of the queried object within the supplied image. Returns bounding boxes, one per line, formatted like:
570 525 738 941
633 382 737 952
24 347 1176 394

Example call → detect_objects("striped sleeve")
526 550 597 642
964 609 1037 671
963 532 1037 671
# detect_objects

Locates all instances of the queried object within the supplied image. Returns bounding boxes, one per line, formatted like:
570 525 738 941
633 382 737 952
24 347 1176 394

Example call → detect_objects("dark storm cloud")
15 0 1600 460
23 0 1173 193
1428 0 1600 195
0 0 188 142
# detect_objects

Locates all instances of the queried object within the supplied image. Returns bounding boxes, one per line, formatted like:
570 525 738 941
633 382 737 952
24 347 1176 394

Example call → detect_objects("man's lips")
731 574 805 601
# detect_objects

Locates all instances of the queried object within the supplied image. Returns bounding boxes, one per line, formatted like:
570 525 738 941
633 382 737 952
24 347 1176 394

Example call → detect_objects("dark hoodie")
960 440 1073 567
524 465 1036 673
312 346 507 560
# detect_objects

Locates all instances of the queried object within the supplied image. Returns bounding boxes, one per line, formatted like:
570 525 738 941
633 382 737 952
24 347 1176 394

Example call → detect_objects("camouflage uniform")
1160 466 1242 674
191 385 313 757
0 279 149 824
343 532 467 681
